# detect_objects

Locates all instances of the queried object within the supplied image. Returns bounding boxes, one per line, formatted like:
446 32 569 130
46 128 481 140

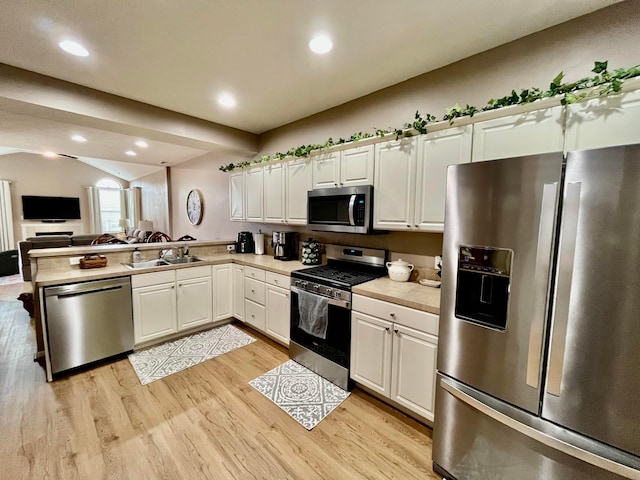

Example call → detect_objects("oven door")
290 286 351 368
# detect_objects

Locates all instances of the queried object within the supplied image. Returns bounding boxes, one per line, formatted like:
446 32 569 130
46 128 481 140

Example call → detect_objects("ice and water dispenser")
455 245 512 330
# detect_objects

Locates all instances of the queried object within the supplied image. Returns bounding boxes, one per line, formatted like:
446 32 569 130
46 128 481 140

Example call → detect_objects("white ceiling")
0 0 621 177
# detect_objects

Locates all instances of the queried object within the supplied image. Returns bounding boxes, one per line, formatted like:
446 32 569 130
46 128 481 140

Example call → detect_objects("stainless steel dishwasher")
44 276 134 375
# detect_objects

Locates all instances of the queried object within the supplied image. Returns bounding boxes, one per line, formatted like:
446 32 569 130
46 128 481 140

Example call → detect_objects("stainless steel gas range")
289 245 386 390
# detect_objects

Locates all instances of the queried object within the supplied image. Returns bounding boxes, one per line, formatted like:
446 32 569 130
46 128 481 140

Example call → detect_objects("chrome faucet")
159 247 183 259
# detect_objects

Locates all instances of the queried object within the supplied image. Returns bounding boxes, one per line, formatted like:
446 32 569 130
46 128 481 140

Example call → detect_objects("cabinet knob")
251 314 255 318
385 327 390 332
390 312 396 317
178 283 183 287
274 279 278 284
171 285 175 289
251 289 255 293
334 182 338 186
394 329 399 334
285 294 289 298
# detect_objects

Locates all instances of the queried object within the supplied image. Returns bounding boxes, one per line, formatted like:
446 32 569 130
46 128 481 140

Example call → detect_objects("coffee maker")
272 232 298 261
236 231 255 254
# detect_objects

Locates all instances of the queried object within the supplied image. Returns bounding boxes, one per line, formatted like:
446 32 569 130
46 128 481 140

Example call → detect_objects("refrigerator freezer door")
433 375 640 480
543 145 640 457
439 153 563 414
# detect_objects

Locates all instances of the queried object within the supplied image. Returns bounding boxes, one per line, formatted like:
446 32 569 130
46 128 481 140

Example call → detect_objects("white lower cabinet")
132 281 177 344
351 294 439 422
132 266 213 347
177 272 212 331
232 264 245 321
213 263 233 321
240 266 292 345
265 271 291 345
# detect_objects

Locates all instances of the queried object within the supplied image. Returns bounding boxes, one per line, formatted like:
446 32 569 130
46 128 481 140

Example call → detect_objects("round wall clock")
186 189 203 225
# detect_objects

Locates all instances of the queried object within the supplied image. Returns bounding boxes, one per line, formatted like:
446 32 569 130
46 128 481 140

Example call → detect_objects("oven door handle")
348 194 357 226
291 286 351 309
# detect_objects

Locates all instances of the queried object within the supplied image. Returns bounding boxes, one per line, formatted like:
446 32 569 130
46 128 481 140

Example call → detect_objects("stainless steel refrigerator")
433 145 640 480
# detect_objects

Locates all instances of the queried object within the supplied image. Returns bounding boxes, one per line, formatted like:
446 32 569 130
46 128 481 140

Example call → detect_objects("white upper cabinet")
564 89 640 151
341 145 375 187
263 162 285 224
312 151 340 189
415 125 472 232
229 171 244 222
244 167 264 222
312 144 374 189
285 158 312 225
373 137 418 230
472 106 565 162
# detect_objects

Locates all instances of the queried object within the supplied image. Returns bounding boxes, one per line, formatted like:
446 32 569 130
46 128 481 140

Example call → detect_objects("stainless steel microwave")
307 185 373 234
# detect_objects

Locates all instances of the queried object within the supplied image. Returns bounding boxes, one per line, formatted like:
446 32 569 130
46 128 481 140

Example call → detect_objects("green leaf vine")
219 61 640 172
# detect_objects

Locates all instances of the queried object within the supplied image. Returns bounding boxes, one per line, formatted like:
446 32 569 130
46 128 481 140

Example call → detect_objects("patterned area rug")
249 360 350 430
129 323 256 385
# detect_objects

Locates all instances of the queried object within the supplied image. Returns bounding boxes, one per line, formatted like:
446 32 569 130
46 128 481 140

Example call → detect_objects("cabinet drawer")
265 271 289 288
131 270 175 289
245 277 266 305
245 298 266 331
244 266 266 282
176 265 211 280
352 294 439 336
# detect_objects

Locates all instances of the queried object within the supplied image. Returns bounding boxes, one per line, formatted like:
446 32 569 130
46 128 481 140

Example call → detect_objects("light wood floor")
0 280 441 480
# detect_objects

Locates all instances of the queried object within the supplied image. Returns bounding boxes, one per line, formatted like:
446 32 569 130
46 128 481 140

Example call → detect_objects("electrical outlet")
435 255 442 269
69 256 83 266
226 244 236 252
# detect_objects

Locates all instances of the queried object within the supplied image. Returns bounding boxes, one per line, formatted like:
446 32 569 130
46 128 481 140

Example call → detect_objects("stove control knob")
294 280 301 287
301 281 308 288
326 288 333 296
313 285 320 291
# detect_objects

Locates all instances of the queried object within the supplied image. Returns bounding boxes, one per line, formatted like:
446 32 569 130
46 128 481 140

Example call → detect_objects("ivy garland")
219 61 640 172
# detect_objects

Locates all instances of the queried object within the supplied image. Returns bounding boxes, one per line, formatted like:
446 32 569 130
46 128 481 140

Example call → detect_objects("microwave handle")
348 194 356 226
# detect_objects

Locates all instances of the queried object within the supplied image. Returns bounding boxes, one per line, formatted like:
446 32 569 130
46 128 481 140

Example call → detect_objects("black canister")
301 238 321 265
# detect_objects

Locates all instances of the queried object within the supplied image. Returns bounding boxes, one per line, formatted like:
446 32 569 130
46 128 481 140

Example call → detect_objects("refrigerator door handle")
526 182 558 389
547 181 582 397
440 376 640 479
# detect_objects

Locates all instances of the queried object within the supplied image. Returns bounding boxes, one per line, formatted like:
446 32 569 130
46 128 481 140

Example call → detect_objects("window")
96 178 123 233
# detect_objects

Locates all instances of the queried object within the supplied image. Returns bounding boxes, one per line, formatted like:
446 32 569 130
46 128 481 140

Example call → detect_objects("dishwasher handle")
44 277 131 298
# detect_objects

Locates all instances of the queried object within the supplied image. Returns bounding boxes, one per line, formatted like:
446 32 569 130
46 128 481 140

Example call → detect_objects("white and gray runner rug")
249 359 350 430
129 323 256 385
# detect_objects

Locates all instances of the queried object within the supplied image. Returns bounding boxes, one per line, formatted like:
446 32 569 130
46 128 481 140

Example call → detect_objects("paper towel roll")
254 233 265 255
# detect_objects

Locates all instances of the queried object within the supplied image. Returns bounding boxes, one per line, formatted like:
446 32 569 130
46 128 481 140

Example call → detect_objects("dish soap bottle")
133 248 141 263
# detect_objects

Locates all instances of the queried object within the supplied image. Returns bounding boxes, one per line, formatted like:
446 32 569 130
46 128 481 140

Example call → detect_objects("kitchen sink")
123 259 171 269
122 257 204 269
163 257 203 265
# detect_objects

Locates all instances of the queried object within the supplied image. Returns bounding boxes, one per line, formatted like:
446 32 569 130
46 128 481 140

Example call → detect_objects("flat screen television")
21 195 81 221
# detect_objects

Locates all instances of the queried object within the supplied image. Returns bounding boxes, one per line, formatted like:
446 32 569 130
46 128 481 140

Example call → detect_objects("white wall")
0 152 127 244
130 169 170 235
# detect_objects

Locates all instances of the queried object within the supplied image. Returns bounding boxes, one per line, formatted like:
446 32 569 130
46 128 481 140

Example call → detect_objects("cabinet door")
244 167 264 222
263 162 285 224
213 264 233 321
132 283 177 345
285 159 311 225
229 172 245 221
391 324 438 422
373 138 417 230
177 276 213 331
472 106 565 162
311 151 340 189
340 144 374 187
232 265 244 321
266 285 290 345
350 311 393 396
415 126 472 232
564 89 640 151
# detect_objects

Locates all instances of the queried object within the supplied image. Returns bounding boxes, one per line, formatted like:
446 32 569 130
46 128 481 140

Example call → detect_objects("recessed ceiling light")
217 93 236 108
125 150 137 156
58 40 89 57
71 135 87 142
309 35 332 54
43 151 58 158
135 140 148 148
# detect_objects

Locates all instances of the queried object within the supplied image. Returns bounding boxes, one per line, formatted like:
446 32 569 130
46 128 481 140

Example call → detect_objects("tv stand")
21 222 84 239
41 219 67 223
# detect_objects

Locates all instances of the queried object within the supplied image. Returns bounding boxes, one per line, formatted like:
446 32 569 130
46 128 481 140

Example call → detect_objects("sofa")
18 234 99 281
